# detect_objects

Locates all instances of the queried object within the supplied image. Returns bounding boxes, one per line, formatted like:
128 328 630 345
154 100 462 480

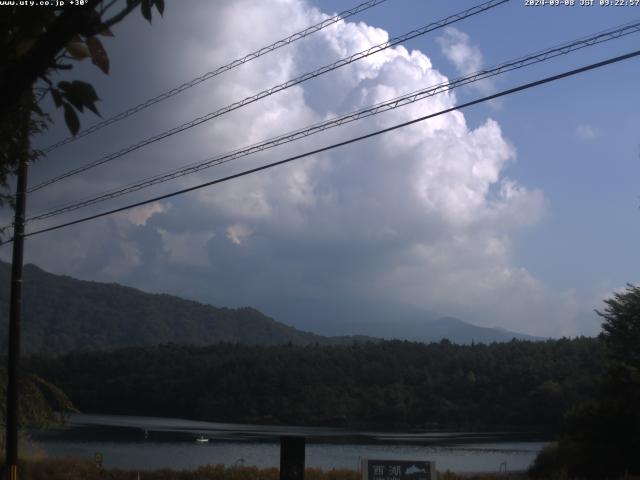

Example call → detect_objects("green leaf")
141 0 152 22
98 25 115 37
31 103 45 117
58 81 101 117
65 81 99 103
16 37 36 58
86 36 109 74
84 101 100 117
78 81 98 102
66 40 90 61
51 88 63 108
154 0 164 16
58 81 84 112
62 102 80 136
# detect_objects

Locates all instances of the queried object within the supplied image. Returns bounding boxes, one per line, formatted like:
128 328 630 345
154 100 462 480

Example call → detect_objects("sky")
2 0 639 338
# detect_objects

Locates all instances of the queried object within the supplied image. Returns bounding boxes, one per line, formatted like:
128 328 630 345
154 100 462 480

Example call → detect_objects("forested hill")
0 261 336 354
26 338 603 431
0 261 542 354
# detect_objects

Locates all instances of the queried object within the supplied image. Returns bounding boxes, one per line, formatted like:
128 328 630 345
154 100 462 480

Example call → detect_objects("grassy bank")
12 457 528 480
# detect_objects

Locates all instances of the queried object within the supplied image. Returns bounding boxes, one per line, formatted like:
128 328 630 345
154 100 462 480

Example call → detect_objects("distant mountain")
0 261 340 355
335 316 544 344
0 261 541 354
416 316 544 343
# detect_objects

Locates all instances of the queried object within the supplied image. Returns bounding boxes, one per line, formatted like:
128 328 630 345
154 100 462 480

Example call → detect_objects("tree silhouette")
0 0 164 208
533 285 640 479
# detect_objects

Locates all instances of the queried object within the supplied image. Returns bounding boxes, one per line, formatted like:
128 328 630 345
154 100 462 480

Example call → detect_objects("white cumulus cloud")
576 124 599 140
436 26 496 98
436 27 484 75
15 0 593 337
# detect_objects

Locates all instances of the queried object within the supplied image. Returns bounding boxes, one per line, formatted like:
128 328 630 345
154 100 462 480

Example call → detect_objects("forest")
14 284 640 478
0 261 358 354
26 337 602 431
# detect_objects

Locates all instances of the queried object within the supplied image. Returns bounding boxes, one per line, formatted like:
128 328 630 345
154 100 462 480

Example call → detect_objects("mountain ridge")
0 261 335 354
0 261 542 354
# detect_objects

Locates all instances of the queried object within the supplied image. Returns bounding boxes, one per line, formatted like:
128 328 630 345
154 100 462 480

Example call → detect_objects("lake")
30 414 550 473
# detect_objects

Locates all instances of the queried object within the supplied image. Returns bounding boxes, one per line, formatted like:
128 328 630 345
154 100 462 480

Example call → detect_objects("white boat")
195 435 209 443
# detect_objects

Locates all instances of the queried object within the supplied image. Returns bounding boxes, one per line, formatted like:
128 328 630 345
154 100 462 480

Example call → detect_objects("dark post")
280 436 305 480
5 160 28 480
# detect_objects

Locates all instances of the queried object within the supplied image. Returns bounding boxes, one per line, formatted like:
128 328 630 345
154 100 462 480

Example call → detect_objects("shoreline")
13 456 529 480
32 412 553 446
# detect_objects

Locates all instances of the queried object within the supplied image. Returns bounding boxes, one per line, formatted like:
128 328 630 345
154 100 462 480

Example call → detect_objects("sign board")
361 458 436 480
280 436 305 480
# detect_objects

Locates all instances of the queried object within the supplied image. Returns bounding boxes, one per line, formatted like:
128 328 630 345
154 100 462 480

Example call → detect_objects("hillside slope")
0 261 327 354
0 261 542 353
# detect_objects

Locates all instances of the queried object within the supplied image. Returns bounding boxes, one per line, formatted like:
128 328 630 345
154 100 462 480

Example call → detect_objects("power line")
1 48 635 246
25 19 640 223
28 0 509 194
40 0 389 154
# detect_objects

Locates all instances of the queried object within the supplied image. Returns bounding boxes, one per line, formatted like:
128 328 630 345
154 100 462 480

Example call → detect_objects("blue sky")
337 0 640 291
2 0 639 338
320 0 640 301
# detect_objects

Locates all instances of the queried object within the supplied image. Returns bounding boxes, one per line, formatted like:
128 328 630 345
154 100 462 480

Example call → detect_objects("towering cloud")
15 0 597 337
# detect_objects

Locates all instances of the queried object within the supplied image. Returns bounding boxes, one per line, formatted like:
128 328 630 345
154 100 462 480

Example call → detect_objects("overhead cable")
28 0 509 194
26 19 640 223
2 47 635 245
40 0 389 154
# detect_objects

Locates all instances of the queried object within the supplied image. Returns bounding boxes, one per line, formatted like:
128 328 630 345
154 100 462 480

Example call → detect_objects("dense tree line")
26 337 602 431
0 366 75 450
530 284 640 479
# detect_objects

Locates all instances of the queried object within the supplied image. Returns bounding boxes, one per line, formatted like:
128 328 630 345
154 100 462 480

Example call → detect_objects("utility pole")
5 160 28 480
280 436 305 480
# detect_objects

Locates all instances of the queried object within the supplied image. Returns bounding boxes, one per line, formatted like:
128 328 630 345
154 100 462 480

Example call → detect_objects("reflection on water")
30 414 549 473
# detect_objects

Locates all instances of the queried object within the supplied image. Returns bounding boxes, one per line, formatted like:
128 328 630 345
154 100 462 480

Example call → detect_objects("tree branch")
99 0 141 31
0 2 100 116
100 0 120 16
0 0 142 119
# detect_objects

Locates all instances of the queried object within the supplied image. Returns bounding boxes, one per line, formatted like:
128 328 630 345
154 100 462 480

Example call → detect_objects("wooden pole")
5 160 28 480
280 436 305 480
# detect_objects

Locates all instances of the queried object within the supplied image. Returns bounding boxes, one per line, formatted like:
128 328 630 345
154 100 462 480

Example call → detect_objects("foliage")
0 366 76 450
0 261 329 354
26 337 603 431
10 457 529 480
0 0 164 207
528 443 566 479
598 283 640 383
532 284 640 479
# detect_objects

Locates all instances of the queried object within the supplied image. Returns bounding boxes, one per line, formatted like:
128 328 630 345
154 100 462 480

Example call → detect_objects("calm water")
30 414 549 473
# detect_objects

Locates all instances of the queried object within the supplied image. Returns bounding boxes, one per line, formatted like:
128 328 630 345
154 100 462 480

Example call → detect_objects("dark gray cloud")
2 0 603 337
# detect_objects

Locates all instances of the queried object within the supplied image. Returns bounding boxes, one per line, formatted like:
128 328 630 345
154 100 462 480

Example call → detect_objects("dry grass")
439 472 527 480
10 457 535 480
9 458 360 480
